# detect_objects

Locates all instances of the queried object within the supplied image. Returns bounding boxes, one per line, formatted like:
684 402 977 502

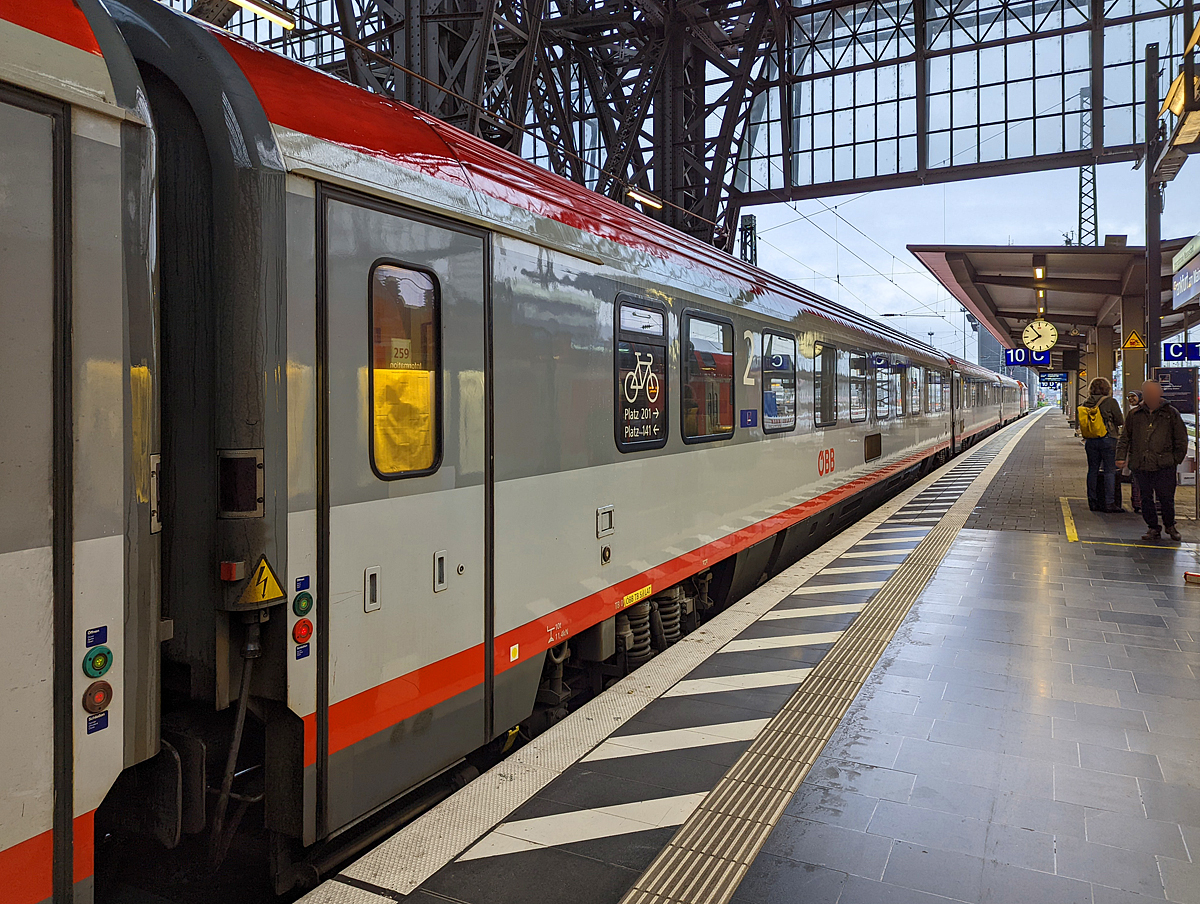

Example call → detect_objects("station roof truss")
173 0 1187 250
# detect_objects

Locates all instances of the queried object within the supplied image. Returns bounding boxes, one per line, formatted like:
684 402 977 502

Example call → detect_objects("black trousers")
1133 468 1177 530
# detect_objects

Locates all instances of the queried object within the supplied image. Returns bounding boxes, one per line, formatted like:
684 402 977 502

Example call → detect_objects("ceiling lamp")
228 0 296 29
626 188 664 210
1033 254 1046 281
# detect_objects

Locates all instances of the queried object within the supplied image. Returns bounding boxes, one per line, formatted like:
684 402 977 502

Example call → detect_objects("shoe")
1106 507 1127 514
1142 528 1162 541
1166 525 1182 541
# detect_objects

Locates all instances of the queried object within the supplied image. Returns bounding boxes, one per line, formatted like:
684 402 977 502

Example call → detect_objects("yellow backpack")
1078 403 1107 439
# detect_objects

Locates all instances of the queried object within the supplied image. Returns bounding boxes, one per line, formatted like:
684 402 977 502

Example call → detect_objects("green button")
293 591 314 617
83 645 113 679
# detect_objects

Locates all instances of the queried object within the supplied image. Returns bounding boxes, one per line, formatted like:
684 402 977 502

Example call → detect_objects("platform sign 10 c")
1004 348 1050 367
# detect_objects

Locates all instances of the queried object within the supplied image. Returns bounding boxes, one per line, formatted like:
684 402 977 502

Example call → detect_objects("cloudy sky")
749 160 1200 362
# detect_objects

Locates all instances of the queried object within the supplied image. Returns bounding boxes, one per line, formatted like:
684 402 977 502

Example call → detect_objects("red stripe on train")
0 811 96 904
303 436 954 766
0 1 103 56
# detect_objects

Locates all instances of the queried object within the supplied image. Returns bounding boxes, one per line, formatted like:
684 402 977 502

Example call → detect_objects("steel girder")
180 0 1183 250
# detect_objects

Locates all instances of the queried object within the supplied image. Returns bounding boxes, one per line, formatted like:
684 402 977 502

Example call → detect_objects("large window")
890 360 904 419
874 354 890 420
682 312 734 441
615 297 668 451
849 353 869 423
926 369 947 413
907 366 922 416
370 263 440 476
814 343 837 427
762 331 796 433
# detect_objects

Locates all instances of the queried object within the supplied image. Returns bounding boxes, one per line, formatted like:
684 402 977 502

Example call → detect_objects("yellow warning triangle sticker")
1122 330 1147 350
238 556 286 606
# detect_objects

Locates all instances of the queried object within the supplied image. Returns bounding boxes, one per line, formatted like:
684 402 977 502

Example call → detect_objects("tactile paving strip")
618 414 1043 904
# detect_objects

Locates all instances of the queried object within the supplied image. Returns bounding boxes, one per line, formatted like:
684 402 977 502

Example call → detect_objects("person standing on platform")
1117 380 1190 541
1079 377 1124 512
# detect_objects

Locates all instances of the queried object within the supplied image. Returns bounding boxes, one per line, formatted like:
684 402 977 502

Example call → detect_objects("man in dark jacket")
1116 379 1190 540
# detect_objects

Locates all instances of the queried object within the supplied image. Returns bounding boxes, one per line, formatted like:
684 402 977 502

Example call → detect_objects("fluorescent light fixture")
230 0 296 29
626 188 663 210
1037 288 1046 300
1033 254 1046 280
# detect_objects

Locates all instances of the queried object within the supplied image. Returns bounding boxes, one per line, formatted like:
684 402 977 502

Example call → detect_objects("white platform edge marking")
312 416 1046 899
582 718 771 761
663 667 814 697
787 580 887 594
458 792 708 861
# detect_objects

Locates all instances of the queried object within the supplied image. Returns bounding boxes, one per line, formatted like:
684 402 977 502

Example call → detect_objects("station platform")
304 408 1200 904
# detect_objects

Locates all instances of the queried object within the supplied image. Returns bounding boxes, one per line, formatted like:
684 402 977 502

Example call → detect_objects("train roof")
200 21 953 360
0 0 146 117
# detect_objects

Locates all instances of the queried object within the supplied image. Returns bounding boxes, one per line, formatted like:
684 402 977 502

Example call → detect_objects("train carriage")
0 2 1024 900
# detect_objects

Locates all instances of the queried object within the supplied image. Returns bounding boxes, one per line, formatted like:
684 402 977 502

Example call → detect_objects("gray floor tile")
805 757 917 803
1078 742 1163 779
759 816 893 880
866 799 988 857
782 783 881 832
1085 811 1190 859
1053 764 1146 815
836 874 971 904
1156 856 1200 904
881 840 984 901
728 855 847 904
1139 779 1200 828
982 821 1056 872
1054 835 1165 897
978 860 1092 904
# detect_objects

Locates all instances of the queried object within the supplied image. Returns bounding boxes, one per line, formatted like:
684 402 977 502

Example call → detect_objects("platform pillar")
1120 294 1147 401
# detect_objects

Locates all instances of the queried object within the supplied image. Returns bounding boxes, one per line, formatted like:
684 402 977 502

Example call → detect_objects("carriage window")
682 313 734 441
890 361 904 418
762 331 796 433
814 343 837 427
850 353 869 422
925 370 939 412
370 264 440 476
908 367 922 415
874 355 890 420
616 298 668 451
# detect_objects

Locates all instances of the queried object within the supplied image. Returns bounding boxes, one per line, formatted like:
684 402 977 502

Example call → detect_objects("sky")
749 159 1200 363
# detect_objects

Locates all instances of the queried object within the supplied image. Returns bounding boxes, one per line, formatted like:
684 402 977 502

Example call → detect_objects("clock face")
1022 319 1058 352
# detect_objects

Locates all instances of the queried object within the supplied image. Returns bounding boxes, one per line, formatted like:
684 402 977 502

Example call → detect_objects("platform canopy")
908 240 1184 354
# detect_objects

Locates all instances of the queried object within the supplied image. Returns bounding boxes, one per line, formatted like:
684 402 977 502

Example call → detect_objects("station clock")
1021 319 1058 352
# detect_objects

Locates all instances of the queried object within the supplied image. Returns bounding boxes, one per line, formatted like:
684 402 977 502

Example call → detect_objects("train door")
0 90 68 904
951 371 962 451
317 189 488 837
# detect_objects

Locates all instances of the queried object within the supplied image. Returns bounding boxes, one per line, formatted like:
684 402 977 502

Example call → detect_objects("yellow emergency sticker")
620 584 653 609
509 643 520 662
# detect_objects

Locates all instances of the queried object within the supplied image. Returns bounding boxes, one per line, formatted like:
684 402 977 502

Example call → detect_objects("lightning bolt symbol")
255 565 269 599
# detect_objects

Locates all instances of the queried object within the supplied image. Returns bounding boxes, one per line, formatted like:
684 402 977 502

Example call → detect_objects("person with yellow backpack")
1079 377 1124 513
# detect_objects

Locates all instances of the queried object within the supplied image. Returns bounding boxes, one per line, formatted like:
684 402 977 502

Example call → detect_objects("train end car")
0 2 159 903
0 2 1029 901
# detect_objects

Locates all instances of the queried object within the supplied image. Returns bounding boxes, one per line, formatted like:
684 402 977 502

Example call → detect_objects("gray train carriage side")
0 1 1024 900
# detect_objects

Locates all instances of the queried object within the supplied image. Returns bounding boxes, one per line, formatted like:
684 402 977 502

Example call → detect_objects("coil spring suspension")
654 587 684 647
619 601 654 668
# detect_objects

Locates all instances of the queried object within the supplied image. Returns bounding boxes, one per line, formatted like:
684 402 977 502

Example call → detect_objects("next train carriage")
0 1 1024 900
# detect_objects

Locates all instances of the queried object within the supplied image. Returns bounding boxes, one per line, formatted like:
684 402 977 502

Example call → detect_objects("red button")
292 618 314 644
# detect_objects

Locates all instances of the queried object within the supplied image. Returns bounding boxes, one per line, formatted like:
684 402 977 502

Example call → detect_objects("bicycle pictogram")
624 351 660 404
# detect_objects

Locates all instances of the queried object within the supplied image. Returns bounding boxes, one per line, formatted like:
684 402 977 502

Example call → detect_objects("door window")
370 263 440 476
762 331 797 433
682 313 735 441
